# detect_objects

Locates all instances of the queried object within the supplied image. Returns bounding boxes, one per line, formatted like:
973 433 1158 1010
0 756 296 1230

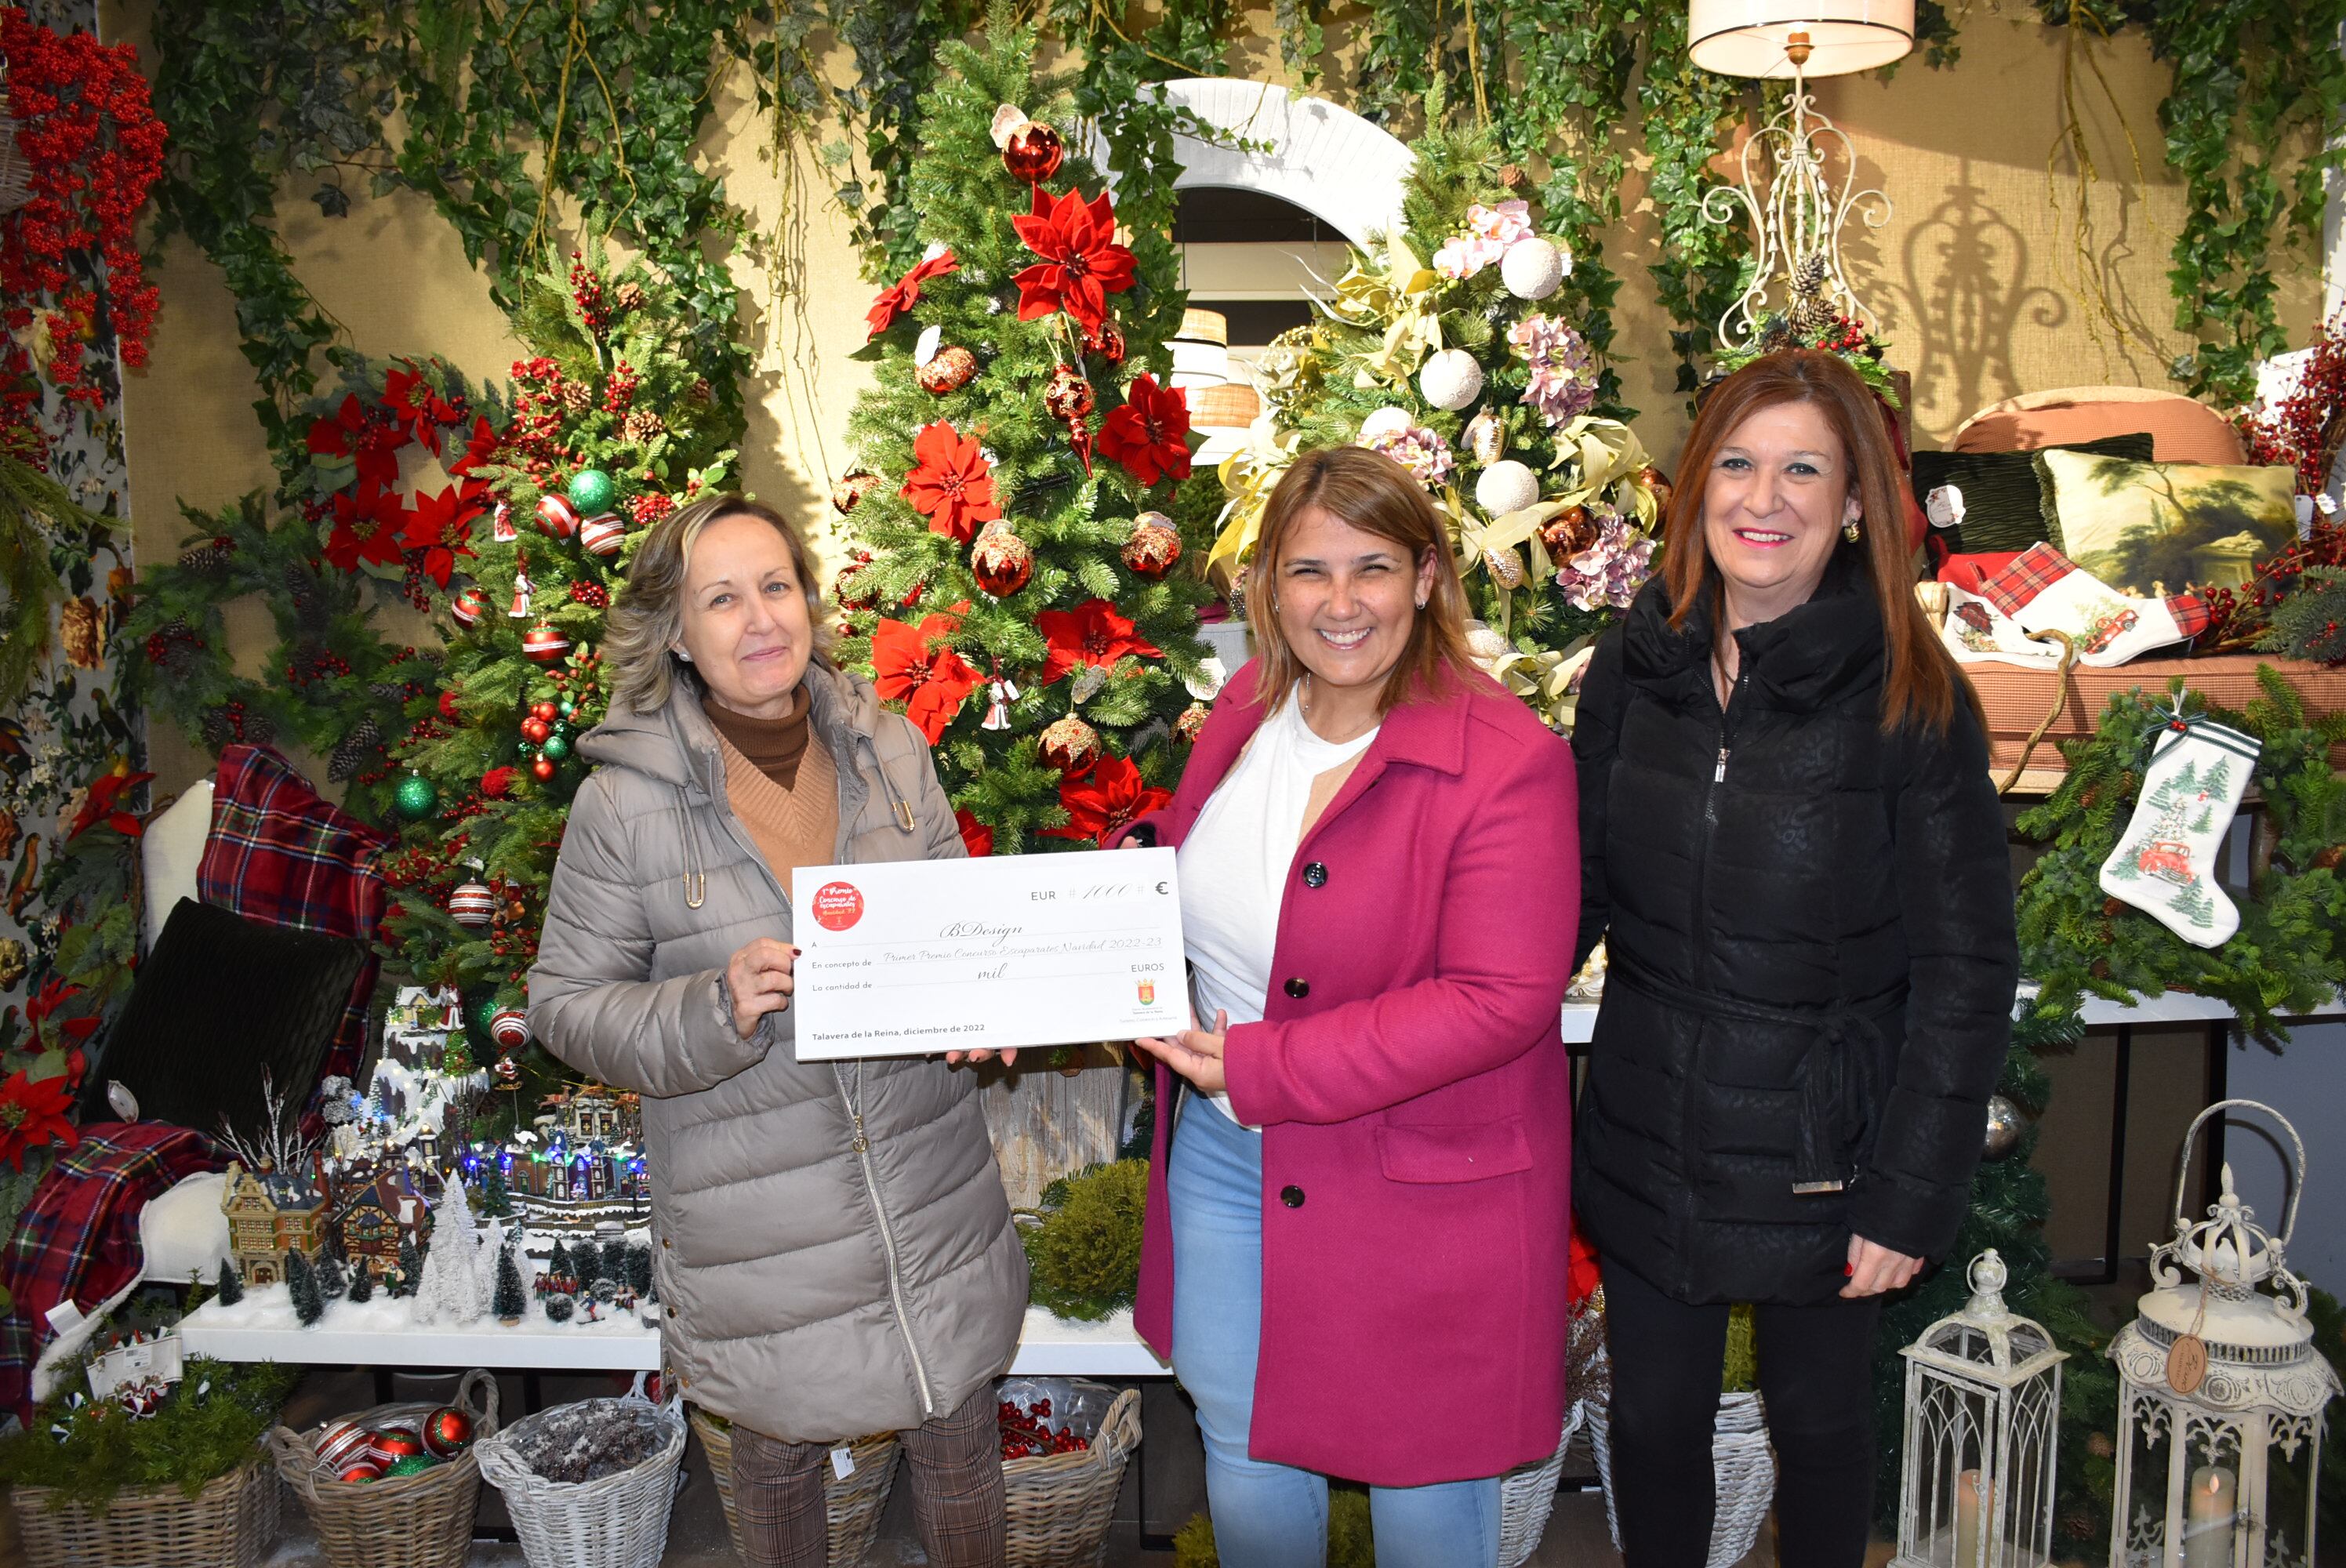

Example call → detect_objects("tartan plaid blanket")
0 1123 220 1422
197 746 390 1102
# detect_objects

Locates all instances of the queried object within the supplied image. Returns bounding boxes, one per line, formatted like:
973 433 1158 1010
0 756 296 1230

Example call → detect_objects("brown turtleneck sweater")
703 689 840 880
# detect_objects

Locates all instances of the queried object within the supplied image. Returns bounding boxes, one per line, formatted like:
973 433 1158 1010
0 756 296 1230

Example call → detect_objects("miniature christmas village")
209 989 656 1333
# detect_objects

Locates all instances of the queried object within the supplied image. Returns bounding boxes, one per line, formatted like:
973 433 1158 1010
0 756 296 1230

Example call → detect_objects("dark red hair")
1663 350 1972 735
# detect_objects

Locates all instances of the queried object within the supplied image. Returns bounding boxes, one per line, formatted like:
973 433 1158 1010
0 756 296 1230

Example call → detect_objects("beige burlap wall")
109 2 2322 793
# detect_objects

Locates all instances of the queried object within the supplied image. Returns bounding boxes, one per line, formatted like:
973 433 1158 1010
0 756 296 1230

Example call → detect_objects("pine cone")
561 381 595 415
328 716 383 782
1787 254 1833 336
613 280 647 313
177 536 234 575
369 680 407 701
281 562 329 634
623 409 666 445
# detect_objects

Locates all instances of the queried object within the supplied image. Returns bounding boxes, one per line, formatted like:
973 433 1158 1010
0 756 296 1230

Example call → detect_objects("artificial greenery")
1175 1484 1375 1568
1021 1159 1148 1323
0 1354 299 1509
2253 564 2346 666
2014 670 2346 1043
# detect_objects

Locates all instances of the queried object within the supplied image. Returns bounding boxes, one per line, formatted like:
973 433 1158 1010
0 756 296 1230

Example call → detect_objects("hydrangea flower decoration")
1431 200 1535 280
1509 314 1600 426
1364 423 1456 489
1554 504 1656 613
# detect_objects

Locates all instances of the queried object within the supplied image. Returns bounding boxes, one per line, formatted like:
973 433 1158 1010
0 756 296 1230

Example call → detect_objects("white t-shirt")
1176 695 1379 1131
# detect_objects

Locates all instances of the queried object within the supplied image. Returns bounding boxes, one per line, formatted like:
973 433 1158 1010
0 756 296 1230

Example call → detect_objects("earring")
1842 515 1862 544
674 648 693 663
1415 596 1429 610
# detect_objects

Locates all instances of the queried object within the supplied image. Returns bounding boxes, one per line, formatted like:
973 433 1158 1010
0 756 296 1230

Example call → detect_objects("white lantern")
1894 1250 2067 1568
2108 1100 2339 1568
1418 348 1484 412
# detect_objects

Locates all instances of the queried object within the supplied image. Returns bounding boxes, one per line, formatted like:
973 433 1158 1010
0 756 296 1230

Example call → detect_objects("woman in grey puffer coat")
528 495 1025 1568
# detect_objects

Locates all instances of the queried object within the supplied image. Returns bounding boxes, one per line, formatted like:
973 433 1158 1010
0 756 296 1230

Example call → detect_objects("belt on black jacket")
1606 955 1901 1196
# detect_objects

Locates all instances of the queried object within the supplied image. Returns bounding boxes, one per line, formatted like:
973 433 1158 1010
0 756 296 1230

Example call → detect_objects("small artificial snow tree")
410 1173 488 1325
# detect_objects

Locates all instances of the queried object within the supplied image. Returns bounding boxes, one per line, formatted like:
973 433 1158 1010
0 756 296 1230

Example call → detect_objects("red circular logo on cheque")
810 881 865 931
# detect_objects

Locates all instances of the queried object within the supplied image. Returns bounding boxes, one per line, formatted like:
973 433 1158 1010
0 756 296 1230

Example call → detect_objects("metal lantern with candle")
2108 1099 2339 1568
1893 1249 2068 1568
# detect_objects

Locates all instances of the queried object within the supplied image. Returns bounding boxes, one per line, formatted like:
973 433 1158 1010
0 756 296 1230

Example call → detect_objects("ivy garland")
2014 668 2346 1042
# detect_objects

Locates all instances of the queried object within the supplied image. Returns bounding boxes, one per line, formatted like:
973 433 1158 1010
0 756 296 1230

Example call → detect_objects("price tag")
830 1446 855 1479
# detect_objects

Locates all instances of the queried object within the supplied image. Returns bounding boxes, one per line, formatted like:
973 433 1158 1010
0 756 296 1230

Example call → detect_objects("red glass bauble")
917 345 978 395
1121 513 1182 579
1001 120 1065 184
1044 364 1094 423
531 757 557 782
532 699 559 722
831 471 878 516
1038 716 1101 775
521 717 550 745
1084 320 1125 365
970 528 1033 598
420 1406 474 1457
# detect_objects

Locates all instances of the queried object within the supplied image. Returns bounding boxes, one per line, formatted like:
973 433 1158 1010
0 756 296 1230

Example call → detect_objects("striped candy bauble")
314 1419 374 1472
448 881 496 927
369 1426 426 1465
579 513 626 557
521 622 571 663
490 1008 529 1051
452 586 489 627
535 494 581 540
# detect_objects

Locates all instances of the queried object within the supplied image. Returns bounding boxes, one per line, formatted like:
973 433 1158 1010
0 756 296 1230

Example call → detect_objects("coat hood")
580 659 884 799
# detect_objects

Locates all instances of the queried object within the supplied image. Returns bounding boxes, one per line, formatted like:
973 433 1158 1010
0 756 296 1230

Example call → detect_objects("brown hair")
1243 445 1479 713
1663 350 1971 734
605 492 833 714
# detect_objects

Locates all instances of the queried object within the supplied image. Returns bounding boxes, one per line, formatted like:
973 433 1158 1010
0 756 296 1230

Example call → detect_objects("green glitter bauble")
394 774 439 820
541 732 572 763
565 468 617 514
383 1454 441 1478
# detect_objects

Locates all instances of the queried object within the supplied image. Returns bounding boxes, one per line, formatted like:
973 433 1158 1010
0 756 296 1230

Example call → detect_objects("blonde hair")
604 493 833 714
1243 445 1478 713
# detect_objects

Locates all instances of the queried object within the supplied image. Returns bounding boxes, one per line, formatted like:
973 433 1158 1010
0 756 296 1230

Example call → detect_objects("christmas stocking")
2097 713 2260 947
1977 544 2209 667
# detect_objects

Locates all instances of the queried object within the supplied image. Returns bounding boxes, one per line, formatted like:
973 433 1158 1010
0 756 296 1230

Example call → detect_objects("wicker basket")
1497 1403 1585 1568
9 1451 281 1568
1585 1388 1776 1568
474 1390 687 1568
689 1410 900 1568
1000 1377 1143 1568
267 1367 500 1568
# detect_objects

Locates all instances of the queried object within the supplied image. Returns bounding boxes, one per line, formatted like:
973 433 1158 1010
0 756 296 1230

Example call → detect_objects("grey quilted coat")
527 661 1026 1442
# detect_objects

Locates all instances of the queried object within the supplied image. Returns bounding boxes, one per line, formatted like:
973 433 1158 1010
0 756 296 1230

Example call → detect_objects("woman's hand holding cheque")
1137 1009 1229 1094
728 938 797 1038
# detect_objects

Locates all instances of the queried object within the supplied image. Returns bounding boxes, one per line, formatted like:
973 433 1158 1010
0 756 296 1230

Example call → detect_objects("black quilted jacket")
1570 555 2017 1305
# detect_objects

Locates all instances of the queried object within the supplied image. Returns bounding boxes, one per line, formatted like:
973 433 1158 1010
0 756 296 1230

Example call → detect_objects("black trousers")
1602 1264 1883 1568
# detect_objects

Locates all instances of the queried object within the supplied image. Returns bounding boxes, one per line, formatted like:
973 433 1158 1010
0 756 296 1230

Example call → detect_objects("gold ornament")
1039 715 1102 775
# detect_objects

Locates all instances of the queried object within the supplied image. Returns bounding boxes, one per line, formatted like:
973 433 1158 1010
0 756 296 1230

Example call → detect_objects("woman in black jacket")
1571 350 2017 1566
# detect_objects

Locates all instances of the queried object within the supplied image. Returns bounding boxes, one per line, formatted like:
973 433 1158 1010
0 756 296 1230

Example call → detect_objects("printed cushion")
1909 432 2155 554
2035 450 2299 597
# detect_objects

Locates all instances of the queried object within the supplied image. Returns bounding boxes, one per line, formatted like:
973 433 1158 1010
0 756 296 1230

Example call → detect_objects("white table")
177 1294 1166 1378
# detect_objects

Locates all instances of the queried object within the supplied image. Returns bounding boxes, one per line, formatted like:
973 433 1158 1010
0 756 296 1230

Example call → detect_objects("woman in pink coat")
1123 445 1578 1568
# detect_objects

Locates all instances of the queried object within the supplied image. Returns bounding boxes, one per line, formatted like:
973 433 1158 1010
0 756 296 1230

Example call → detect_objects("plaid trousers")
728 1385 1004 1567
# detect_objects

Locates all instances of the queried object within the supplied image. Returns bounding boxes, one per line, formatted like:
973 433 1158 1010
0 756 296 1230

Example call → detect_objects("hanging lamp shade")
1687 0 1914 78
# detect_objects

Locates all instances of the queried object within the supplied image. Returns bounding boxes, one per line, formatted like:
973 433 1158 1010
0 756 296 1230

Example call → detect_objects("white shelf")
176 1293 1164 1378
1563 989 2346 1040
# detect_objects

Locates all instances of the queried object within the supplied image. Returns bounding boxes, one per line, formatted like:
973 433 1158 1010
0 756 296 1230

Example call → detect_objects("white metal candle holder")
1894 1249 2068 1568
2107 1099 2339 1568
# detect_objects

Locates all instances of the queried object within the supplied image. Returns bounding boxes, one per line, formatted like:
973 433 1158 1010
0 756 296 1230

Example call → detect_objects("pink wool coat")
1117 660 1579 1486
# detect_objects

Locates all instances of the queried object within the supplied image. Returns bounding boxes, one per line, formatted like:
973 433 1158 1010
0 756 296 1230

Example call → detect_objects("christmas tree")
493 1245 526 1321
478 1160 511 1217
547 1239 576 1293
314 1251 348 1300
286 1250 325 1327
394 1236 421 1298
411 1174 487 1326
1226 103 1665 730
543 1291 574 1324
346 1262 375 1303
625 1243 652 1297
214 1258 242 1306
834 18 1215 853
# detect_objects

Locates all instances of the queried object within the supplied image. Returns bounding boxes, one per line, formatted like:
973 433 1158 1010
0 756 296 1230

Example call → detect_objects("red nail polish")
1844 1263 1855 1276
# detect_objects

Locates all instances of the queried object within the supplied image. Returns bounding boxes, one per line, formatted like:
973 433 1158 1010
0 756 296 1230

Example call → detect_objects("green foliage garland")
2014 670 2346 1042
0 1354 300 1509
1020 1159 1148 1322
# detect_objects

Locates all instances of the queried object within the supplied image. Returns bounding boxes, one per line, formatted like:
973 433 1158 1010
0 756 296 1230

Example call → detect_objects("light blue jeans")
1167 1091 1502 1568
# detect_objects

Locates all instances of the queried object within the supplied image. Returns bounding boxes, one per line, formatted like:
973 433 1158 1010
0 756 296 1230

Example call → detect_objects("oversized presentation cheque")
790 848 1187 1061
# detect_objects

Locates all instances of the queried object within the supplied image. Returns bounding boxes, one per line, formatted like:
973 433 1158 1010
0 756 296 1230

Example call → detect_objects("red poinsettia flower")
1043 756 1171 844
0 1069 79 1170
447 414 499 477
899 422 1002 543
870 613 983 742
1097 374 1193 488
1011 187 1136 333
24 977 100 1054
306 393 402 495
323 487 412 573
382 361 463 448
400 481 489 588
1567 1214 1602 1308
866 246 961 339
68 771 154 840
1035 598 1162 685
956 808 995 858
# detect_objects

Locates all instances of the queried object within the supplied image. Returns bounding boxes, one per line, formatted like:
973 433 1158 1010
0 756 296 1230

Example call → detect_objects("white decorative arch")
1085 78 1414 249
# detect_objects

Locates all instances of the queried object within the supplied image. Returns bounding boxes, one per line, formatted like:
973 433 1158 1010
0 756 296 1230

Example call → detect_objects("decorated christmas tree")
1222 105 1665 730
833 18 1215 853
